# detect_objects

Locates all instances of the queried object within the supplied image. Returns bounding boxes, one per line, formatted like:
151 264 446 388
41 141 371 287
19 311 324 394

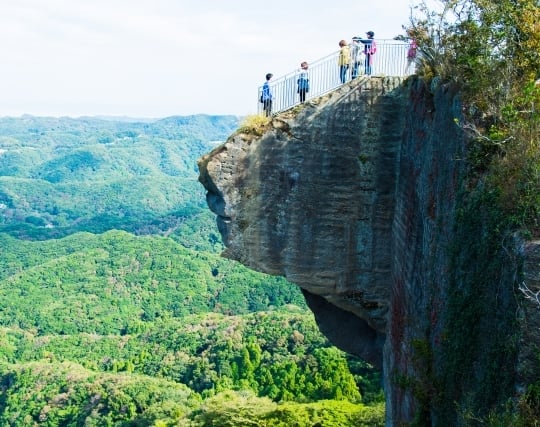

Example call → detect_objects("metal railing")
258 40 415 115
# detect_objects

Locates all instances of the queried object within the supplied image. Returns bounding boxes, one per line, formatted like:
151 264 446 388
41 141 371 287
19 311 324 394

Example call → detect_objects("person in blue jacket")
297 62 310 103
261 73 273 117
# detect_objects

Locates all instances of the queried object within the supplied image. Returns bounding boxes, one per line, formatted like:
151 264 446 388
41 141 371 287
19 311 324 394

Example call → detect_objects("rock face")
198 76 540 425
199 77 405 368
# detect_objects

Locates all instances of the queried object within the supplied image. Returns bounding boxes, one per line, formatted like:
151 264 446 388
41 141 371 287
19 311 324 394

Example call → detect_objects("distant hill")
0 114 239 240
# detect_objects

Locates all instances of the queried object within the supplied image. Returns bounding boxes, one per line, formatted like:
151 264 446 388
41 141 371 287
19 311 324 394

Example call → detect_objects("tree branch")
518 281 540 308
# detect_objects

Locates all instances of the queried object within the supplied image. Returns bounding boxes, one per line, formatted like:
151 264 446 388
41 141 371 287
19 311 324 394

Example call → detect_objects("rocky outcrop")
199 77 405 368
198 76 540 425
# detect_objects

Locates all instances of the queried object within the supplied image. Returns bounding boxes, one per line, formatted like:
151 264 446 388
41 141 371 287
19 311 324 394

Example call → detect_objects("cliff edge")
198 76 540 425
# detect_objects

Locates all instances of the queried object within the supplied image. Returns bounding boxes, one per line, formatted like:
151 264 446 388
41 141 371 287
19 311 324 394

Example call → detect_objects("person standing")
261 73 273 117
338 40 350 84
360 31 377 75
297 61 310 103
351 37 364 79
405 36 417 75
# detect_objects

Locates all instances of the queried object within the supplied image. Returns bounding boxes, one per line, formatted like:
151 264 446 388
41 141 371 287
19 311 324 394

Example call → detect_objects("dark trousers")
365 54 372 75
263 99 272 117
339 65 349 83
352 61 361 78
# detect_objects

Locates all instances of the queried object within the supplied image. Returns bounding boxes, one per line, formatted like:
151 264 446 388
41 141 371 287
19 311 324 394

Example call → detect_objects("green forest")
0 115 237 240
0 115 384 426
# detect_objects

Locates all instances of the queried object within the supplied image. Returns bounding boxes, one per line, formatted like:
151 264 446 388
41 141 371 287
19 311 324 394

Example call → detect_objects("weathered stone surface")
517 240 540 391
384 79 469 424
198 76 540 425
199 77 404 367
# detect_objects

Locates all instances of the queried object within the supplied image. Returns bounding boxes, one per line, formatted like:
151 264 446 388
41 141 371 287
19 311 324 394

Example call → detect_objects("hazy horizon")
1 0 414 118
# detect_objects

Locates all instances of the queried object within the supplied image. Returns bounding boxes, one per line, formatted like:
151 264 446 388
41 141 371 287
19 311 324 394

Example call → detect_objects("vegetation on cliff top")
410 0 539 236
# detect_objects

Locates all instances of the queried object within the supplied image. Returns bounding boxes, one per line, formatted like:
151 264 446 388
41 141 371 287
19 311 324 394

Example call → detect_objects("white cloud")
0 0 415 118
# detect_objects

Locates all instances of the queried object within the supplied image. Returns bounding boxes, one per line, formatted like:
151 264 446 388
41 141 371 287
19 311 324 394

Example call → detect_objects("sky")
0 0 415 119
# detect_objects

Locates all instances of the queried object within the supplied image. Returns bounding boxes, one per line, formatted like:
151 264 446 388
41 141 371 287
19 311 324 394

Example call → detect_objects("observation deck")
258 40 415 115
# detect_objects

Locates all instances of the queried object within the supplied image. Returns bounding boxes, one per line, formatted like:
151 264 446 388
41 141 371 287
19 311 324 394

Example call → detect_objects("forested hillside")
0 115 238 239
0 231 383 425
0 115 383 426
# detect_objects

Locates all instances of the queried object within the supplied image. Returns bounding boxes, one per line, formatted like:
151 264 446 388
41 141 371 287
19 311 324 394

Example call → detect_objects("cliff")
198 76 540 425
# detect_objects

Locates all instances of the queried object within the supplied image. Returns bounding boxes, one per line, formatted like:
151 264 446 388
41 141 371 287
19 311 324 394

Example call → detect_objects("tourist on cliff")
261 73 273 117
351 37 365 79
359 31 377 75
405 33 418 75
297 61 310 103
338 40 350 84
